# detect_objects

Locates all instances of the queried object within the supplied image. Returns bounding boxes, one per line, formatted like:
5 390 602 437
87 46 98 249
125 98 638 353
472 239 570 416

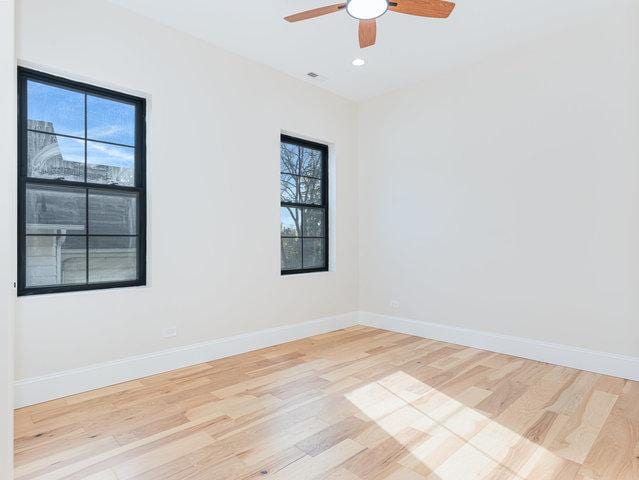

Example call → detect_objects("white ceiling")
107 0 608 101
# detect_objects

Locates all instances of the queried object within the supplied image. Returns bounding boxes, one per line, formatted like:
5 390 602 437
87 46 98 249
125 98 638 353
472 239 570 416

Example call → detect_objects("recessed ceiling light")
352 58 366 67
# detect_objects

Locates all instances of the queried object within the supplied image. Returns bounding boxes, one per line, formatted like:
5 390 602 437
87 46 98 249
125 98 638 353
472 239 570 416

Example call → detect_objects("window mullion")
84 93 89 285
24 176 142 193
281 202 317 209
300 207 305 269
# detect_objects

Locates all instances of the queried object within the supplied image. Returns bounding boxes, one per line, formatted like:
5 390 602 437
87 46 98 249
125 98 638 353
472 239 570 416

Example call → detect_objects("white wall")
359 2 639 358
0 0 16 475
15 0 359 381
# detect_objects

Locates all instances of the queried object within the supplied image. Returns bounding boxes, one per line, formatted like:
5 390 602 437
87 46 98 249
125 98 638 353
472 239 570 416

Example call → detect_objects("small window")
280 135 328 274
17 68 146 296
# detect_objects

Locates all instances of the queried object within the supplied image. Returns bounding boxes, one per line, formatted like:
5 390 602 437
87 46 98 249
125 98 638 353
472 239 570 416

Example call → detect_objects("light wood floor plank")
14 326 639 479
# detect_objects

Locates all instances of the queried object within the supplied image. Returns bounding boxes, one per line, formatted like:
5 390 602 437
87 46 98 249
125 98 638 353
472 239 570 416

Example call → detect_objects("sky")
27 80 136 170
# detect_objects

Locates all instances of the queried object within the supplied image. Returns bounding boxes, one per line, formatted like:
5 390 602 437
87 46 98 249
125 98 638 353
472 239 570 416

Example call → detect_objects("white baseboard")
16 310 639 408
14 312 359 408
358 311 639 382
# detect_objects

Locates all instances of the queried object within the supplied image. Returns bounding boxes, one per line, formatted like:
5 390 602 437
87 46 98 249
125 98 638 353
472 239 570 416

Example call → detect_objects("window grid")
26 129 136 149
17 68 147 296
280 135 328 275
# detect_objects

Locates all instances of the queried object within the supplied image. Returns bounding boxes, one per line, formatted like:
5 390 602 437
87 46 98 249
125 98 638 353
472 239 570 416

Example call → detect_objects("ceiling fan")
284 0 456 48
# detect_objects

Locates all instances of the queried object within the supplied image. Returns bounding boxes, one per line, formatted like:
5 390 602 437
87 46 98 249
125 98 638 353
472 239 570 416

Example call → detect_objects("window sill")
280 270 333 279
16 282 149 299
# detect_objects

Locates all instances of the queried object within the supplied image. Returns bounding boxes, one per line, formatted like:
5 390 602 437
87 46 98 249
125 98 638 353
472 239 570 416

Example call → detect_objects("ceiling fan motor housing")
346 0 389 20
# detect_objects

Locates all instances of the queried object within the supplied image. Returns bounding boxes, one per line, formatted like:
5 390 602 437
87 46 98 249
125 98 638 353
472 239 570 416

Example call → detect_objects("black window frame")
17 67 147 296
280 134 329 275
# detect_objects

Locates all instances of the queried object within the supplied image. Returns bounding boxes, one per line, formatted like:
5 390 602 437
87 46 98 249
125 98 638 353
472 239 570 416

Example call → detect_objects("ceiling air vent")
306 72 327 83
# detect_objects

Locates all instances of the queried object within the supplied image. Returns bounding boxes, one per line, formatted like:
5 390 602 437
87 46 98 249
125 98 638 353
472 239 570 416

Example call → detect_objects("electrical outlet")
162 326 177 338
389 300 400 309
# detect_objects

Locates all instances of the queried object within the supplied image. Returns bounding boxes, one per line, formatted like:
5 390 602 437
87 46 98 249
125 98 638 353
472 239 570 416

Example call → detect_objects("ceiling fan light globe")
346 0 388 20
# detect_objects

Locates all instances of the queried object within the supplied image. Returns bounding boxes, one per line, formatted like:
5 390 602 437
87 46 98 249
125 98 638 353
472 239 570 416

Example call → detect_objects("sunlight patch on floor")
345 370 570 480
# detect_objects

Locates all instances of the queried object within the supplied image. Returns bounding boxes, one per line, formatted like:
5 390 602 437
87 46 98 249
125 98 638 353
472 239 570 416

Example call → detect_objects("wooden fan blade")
389 0 455 18
358 19 376 48
284 3 346 22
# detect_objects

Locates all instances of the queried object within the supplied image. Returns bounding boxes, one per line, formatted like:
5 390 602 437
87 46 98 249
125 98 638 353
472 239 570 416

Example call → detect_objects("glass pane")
281 238 301 271
26 184 86 235
87 141 135 186
89 190 138 235
280 174 299 203
27 80 85 137
303 208 325 237
89 236 137 283
87 95 136 146
26 235 86 287
303 238 325 269
301 147 322 178
300 176 322 205
27 132 85 182
281 207 301 237
280 143 299 175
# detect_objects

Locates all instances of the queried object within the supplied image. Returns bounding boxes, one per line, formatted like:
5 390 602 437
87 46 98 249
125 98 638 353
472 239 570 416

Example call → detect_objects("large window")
280 135 328 274
17 68 146 296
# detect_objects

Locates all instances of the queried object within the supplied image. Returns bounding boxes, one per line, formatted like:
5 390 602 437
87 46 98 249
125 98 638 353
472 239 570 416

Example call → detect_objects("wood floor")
14 326 639 480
